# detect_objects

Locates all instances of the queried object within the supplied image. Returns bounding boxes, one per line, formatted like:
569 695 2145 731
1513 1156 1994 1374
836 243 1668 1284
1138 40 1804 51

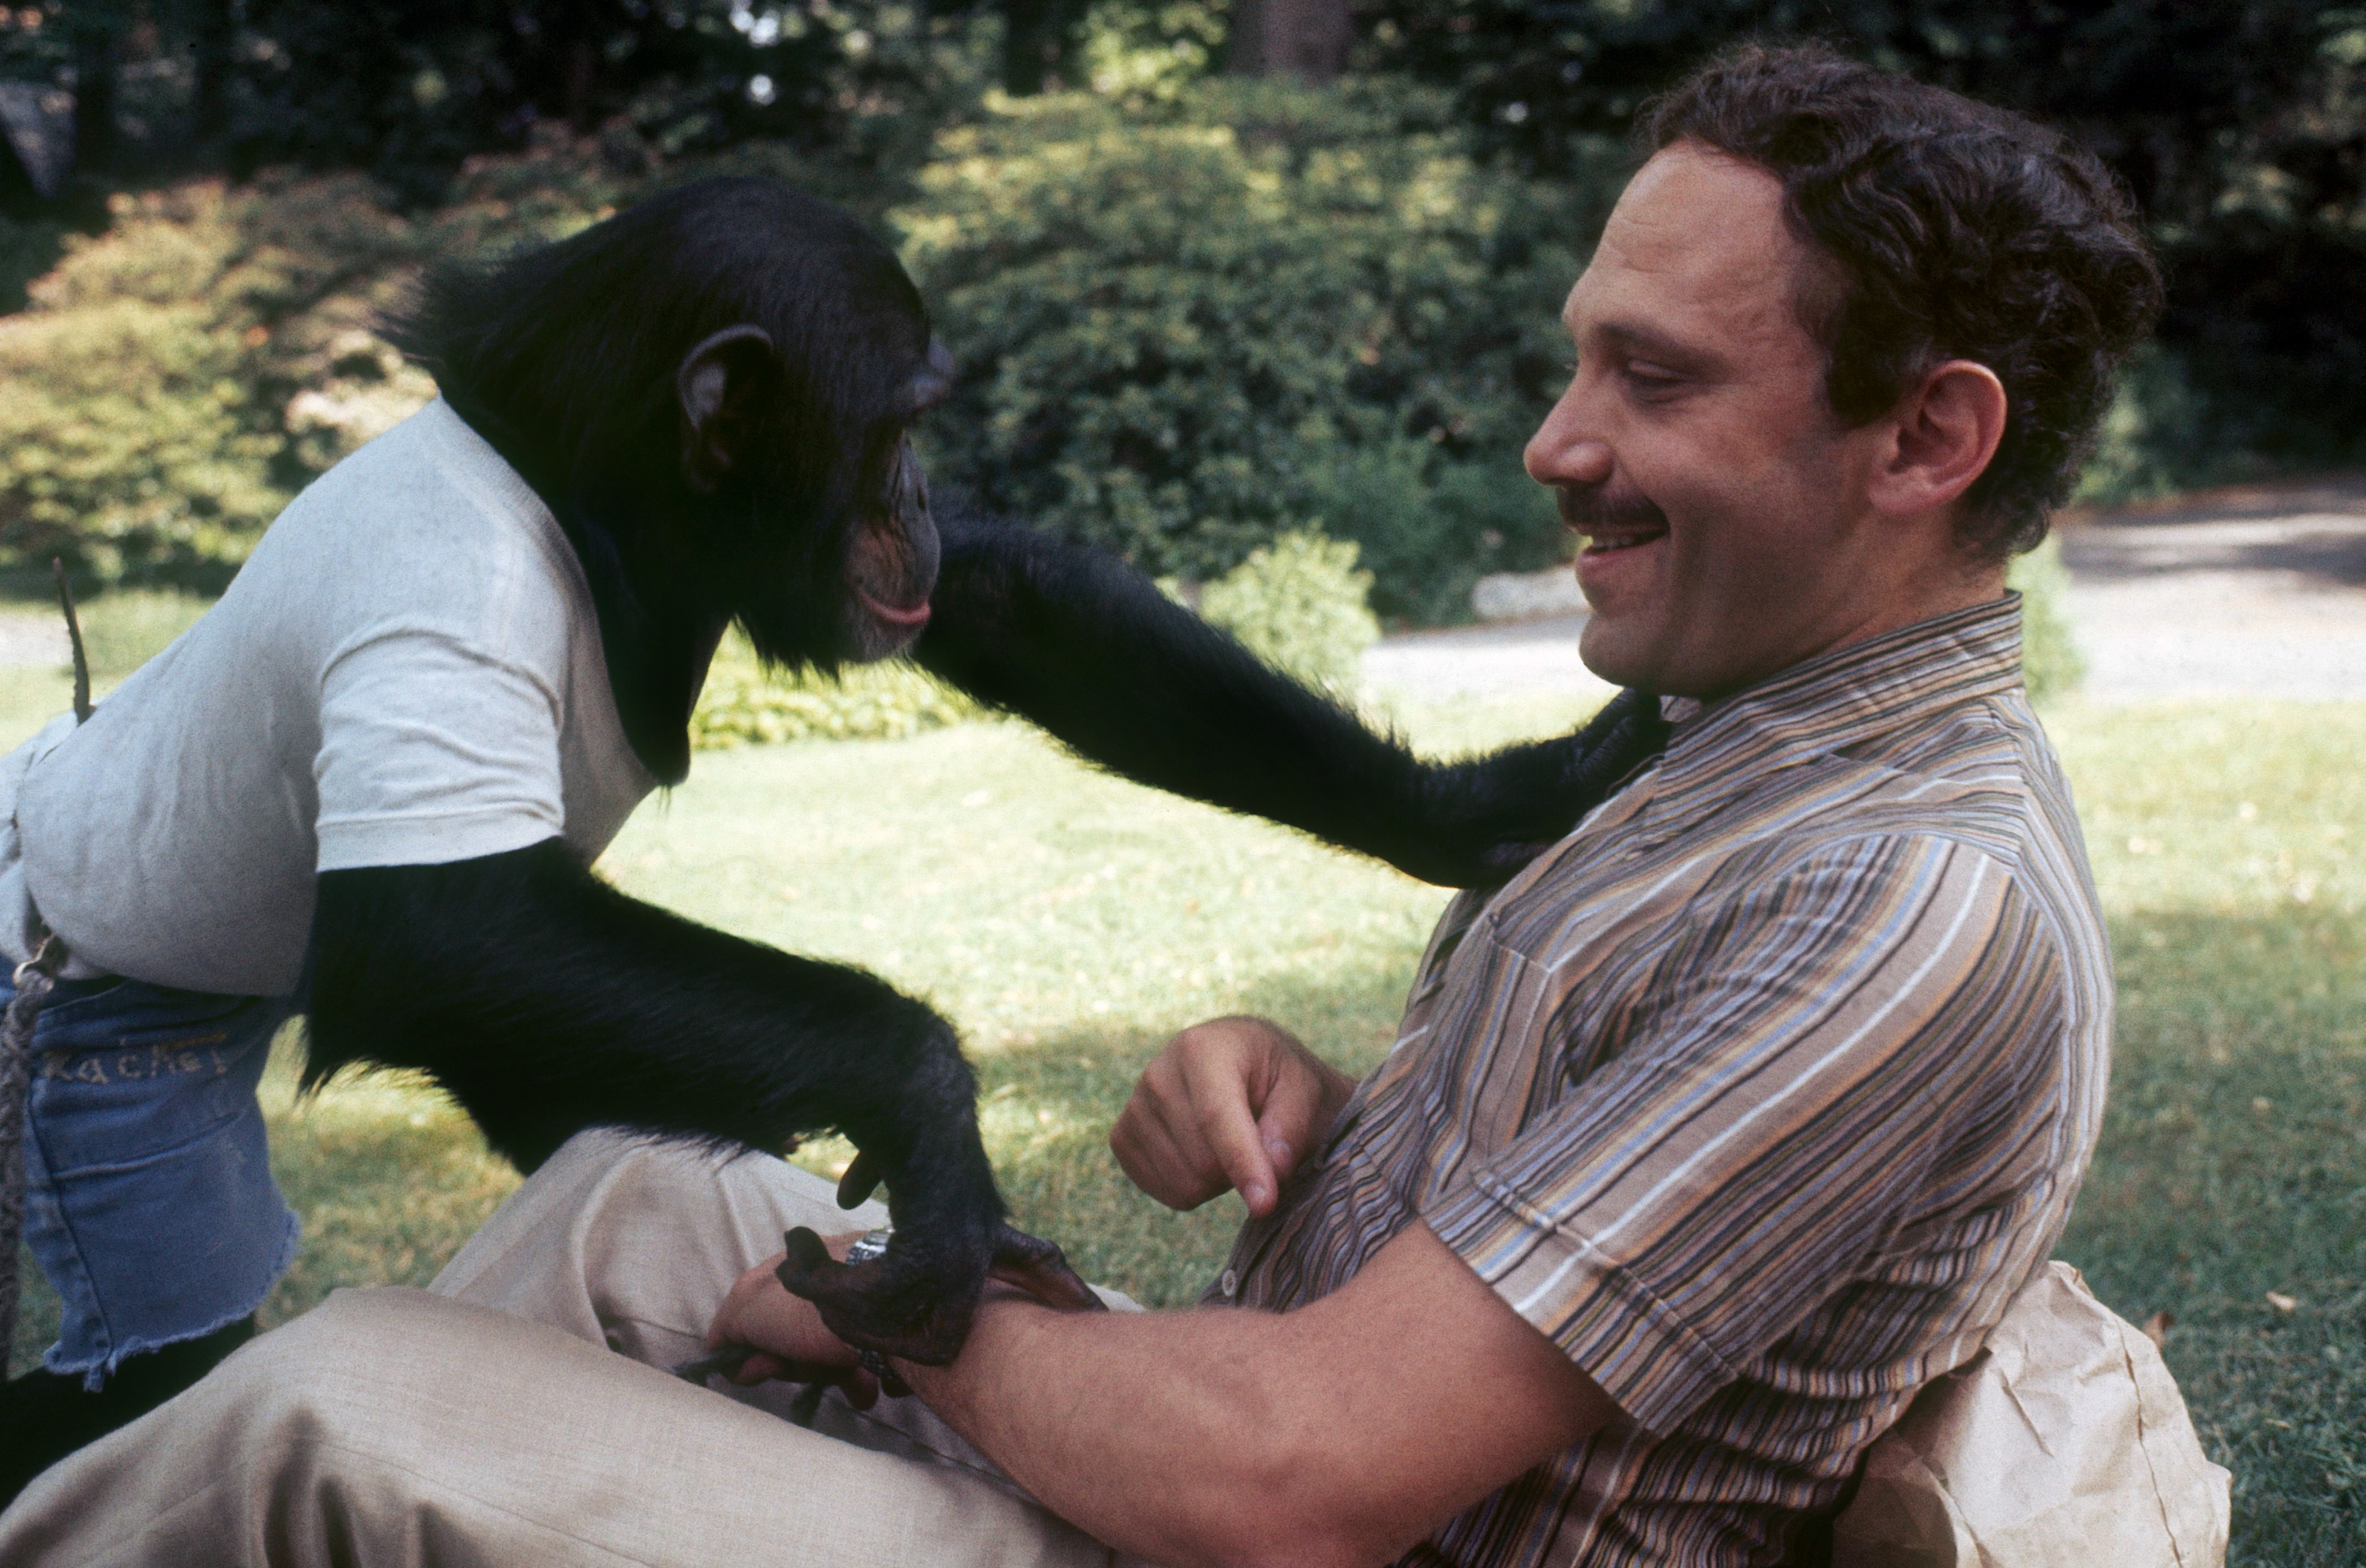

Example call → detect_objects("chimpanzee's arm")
307 840 1092 1361
913 510 1667 887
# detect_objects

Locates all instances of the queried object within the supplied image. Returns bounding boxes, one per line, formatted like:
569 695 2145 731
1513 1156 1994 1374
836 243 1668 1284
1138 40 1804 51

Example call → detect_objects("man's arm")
895 1221 1619 1568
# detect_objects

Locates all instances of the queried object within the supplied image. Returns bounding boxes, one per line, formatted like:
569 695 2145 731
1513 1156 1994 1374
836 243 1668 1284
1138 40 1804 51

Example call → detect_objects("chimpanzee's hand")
774 1200 1103 1366
699 1236 882 1403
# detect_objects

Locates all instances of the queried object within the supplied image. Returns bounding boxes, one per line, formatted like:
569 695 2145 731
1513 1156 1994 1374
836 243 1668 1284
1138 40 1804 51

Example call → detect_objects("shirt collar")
1645 594 2027 804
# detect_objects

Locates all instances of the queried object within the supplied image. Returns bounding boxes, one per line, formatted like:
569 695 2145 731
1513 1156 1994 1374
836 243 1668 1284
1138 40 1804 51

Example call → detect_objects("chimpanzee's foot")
775 1221 1103 1365
0 1316 258 1507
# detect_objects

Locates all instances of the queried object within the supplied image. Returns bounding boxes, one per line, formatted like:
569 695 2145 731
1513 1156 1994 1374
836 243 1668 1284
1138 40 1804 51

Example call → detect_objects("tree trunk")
70 12 116 175
1001 0 1083 96
189 0 234 151
1228 0 1352 84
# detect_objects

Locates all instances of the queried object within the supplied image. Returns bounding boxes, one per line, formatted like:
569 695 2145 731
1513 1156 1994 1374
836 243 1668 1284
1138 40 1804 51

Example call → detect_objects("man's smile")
1577 523 1668 555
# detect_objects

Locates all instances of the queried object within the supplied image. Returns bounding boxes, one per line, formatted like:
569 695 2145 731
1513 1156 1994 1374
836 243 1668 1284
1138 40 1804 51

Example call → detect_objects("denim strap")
5 562 94 1357
2 928 67 1360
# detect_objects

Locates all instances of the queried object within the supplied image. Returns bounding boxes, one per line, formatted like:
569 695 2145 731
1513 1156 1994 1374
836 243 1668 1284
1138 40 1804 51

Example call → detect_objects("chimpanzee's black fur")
300 176 1669 1365
917 504 1671 890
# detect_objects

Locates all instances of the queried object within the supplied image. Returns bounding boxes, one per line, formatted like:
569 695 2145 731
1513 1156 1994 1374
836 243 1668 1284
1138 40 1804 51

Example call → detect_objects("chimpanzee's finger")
671 1344 759 1383
836 1151 883 1208
779 1225 835 1282
990 1226 1106 1312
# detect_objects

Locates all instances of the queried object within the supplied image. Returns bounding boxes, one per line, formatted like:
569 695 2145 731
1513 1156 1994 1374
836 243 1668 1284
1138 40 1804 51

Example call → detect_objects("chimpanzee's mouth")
857 587 933 628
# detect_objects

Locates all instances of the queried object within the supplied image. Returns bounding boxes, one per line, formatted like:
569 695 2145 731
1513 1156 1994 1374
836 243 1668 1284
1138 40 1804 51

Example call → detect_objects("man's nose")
1524 390 1614 490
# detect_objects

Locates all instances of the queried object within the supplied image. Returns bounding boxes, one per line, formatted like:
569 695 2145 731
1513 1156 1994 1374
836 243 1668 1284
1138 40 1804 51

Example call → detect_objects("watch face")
844 1229 892 1266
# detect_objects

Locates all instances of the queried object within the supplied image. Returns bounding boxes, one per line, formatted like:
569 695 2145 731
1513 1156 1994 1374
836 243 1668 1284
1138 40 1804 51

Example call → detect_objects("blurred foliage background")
2 0 2360 619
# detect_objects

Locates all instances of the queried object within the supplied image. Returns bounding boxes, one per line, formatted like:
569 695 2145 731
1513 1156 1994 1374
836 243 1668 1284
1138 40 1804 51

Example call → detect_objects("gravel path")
0 611 64 668
2057 490 2366 702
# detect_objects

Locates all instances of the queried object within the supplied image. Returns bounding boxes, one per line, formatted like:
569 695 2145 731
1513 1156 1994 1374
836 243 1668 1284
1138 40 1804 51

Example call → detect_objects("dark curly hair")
1642 43 2163 559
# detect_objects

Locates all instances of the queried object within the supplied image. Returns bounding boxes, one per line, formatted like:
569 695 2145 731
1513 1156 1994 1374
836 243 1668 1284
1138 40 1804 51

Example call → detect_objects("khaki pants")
0 1130 1145 1567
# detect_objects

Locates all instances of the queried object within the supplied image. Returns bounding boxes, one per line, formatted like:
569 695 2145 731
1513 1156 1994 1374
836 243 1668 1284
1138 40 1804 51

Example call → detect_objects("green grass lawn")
5 648 2361 1562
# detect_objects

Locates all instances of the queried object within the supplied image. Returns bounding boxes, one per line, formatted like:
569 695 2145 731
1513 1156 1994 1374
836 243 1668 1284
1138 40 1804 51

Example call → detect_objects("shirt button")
1219 1268 1240 1298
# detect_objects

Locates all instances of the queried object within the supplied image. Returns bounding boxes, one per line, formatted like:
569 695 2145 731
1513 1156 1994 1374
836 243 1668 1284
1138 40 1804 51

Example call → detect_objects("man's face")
1526 143 1909 698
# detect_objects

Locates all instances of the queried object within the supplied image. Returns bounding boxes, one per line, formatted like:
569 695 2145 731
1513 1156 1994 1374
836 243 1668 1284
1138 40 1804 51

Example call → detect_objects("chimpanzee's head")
390 177 951 677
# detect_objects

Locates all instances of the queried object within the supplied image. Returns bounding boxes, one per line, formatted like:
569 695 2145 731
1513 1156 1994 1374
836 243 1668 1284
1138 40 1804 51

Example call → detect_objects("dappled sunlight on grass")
602 719 1461 1071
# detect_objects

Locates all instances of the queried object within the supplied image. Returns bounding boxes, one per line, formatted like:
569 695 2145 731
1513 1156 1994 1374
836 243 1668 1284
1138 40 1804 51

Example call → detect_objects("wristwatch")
843 1227 897 1384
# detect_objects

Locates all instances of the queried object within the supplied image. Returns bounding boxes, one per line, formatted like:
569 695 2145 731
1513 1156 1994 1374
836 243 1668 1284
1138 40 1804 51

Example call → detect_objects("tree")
1228 0 1352 82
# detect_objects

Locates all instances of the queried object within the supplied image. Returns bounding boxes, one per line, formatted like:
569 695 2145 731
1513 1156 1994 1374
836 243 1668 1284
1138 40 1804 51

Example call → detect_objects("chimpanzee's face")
837 434 942 661
677 327 951 668
831 335 953 661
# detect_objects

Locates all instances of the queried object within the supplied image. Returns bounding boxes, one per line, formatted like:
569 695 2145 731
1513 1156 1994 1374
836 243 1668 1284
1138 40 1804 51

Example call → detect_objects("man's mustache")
1555 485 1668 537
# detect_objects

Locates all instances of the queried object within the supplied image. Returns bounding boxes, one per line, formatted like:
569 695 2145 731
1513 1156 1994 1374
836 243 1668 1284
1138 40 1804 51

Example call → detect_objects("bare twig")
50 559 91 724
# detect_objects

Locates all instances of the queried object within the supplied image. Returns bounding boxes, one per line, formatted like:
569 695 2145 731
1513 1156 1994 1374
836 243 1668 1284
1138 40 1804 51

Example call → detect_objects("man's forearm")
886 1223 1615 1568
896 1297 1323 1568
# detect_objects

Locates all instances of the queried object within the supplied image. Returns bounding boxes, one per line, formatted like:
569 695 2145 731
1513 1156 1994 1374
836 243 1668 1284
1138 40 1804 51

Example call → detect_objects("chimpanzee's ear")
904 338 955 416
677 324 777 494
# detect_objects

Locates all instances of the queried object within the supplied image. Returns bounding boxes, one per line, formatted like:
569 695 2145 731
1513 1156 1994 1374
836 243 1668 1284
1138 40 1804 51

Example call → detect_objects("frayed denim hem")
44 1204 302 1391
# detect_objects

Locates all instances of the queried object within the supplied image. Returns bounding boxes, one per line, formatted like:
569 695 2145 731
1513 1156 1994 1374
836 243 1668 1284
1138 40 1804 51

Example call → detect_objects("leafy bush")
689 633 983 749
2010 537 2084 703
1193 530 1380 694
0 151 638 591
900 78 1612 620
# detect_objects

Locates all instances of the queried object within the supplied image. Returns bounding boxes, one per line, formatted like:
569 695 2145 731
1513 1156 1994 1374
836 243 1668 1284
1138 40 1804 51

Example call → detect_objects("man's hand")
1110 1016 1358 1218
705 1233 884 1407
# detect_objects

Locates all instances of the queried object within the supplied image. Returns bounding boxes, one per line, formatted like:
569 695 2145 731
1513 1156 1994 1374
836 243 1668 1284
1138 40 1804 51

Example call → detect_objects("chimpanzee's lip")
858 588 934 628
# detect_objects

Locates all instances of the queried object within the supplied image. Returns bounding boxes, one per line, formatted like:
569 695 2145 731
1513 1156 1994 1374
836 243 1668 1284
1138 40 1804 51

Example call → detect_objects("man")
0 41 2161 1567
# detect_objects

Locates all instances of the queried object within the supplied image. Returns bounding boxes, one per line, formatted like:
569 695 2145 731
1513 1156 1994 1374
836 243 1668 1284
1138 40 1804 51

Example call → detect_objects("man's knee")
207 1288 498 1461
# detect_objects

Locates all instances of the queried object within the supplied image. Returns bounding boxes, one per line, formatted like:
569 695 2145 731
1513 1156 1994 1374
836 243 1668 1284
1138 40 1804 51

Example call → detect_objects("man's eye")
1622 362 1687 395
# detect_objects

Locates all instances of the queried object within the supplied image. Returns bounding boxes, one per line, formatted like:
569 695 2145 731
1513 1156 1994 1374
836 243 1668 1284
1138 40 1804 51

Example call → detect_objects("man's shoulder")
1783 689 2075 869
1692 690 2109 998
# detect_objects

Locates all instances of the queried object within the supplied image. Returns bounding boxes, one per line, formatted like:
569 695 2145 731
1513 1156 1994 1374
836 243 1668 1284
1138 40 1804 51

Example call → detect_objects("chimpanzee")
0 177 1666 1490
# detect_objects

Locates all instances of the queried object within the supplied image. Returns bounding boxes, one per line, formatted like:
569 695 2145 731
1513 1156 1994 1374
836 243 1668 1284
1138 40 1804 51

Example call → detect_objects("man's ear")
1869 359 2008 521
678 324 777 494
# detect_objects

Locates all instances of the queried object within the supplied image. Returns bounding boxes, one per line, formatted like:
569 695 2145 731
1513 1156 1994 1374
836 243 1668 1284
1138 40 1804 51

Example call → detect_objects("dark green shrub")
899 78 1614 620
1296 442 1562 624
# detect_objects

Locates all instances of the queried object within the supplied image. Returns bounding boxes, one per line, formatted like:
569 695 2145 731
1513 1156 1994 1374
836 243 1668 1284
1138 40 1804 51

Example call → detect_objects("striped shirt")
1209 595 2112 1567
